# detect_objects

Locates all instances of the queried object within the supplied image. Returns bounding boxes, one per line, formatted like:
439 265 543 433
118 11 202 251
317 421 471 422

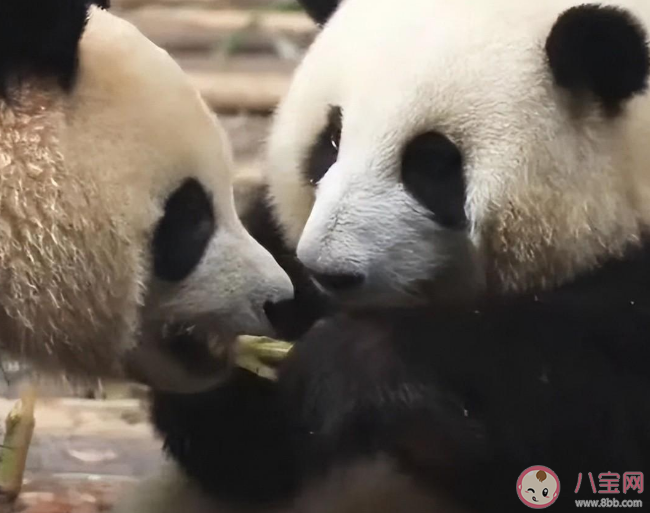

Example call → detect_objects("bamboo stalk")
235 336 293 381
0 385 36 503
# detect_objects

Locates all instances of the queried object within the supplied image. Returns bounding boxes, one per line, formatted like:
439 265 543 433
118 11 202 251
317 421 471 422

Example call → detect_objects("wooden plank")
188 69 290 113
13 474 136 513
0 398 161 478
119 7 315 52
174 54 297 74
113 0 292 9
0 398 151 438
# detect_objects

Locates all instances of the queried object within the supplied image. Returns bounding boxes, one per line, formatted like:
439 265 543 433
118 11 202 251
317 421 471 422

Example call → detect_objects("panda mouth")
160 322 234 377
320 283 427 309
124 321 236 394
127 316 292 393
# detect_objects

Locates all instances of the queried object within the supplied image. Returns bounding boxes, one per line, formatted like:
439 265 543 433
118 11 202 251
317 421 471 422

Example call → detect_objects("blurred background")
115 0 315 176
0 2 316 511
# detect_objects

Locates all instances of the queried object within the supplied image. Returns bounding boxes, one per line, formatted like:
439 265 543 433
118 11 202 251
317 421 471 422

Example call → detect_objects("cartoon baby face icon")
517 466 560 509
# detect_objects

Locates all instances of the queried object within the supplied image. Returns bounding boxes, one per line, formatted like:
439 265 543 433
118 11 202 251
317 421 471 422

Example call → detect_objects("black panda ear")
546 4 650 110
297 0 341 26
0 0 108 97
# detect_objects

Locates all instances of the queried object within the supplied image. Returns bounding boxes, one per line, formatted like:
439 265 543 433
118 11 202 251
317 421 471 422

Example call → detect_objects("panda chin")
334 290 427 310
320 274 480 311
162 322 233 376
125 323 236 394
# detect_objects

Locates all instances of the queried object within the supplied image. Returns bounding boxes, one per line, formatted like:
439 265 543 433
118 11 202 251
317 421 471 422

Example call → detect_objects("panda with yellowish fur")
0 0 294 394
119 0 650 512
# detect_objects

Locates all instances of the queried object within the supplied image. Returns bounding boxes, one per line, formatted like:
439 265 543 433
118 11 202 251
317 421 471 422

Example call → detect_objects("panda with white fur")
119 0 650 512
0 0 294 394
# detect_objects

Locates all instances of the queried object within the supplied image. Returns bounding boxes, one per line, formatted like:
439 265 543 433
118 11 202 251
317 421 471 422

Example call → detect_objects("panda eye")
305 106 342 186
330 131 339 151
401 131 467 230
153 178 216 282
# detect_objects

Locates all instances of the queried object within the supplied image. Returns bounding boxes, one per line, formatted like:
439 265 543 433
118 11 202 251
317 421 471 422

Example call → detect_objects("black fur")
153 179 216 282
0 0 109 97
546 4 650 111
304 106 342 187
150 185 333 506
153 240 650 511
240 187 334 341
298 0 341 26
152 370 300 507
402 132 467 230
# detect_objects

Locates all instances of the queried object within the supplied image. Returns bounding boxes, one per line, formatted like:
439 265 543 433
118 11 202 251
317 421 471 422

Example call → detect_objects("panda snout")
296 240 367 294
263 297 300 339
259 269 294 306
244 270 294 336
310 270 366 292
300 259 367 294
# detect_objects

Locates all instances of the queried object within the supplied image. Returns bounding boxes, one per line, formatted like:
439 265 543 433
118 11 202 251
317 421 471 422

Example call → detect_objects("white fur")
77 8 294 392
116 1 650 511
267 0 650 304
0 7 293 392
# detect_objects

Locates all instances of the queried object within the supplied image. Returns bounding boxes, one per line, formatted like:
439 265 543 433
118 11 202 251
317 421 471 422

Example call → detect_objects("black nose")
264 299 296 336
263 267 336 340
311 270 365 292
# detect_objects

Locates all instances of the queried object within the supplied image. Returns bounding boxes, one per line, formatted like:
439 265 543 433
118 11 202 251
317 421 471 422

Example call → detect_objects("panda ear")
297 0 341 26
0 0 108 97
546 4 650 110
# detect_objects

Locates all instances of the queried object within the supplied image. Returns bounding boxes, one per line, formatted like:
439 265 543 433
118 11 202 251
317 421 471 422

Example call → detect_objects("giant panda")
0 0 294 394
116 0 650 512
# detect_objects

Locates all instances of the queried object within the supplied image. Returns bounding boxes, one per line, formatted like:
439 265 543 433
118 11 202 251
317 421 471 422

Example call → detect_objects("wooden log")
188 69 290 113
13 474 135 513
114 0 290 9
176 53 296 76
119 7 315 52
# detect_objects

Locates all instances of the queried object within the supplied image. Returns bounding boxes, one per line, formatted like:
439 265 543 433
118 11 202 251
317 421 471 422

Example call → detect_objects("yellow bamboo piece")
0 384 36 503
235 336 293 381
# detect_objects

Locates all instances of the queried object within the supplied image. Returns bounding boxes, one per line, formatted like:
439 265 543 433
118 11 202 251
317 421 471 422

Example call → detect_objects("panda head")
0 0 293 392
267 0 650 307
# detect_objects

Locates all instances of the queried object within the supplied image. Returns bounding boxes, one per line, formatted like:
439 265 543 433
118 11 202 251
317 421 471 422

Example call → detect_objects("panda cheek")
152 178 217 283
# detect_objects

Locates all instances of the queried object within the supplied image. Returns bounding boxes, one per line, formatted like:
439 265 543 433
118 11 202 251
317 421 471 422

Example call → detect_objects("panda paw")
279 313 490 473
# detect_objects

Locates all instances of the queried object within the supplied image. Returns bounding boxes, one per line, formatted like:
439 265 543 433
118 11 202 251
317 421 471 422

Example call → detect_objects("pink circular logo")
517 466 561 509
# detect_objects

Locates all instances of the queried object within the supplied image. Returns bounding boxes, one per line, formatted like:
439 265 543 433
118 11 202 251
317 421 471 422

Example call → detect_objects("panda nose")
263 298 296 339
310 270 366 292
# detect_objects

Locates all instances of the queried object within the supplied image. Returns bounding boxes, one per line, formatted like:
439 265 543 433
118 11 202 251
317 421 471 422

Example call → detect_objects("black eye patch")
153 178 216 282
401 132 467 230
304 106 342 187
